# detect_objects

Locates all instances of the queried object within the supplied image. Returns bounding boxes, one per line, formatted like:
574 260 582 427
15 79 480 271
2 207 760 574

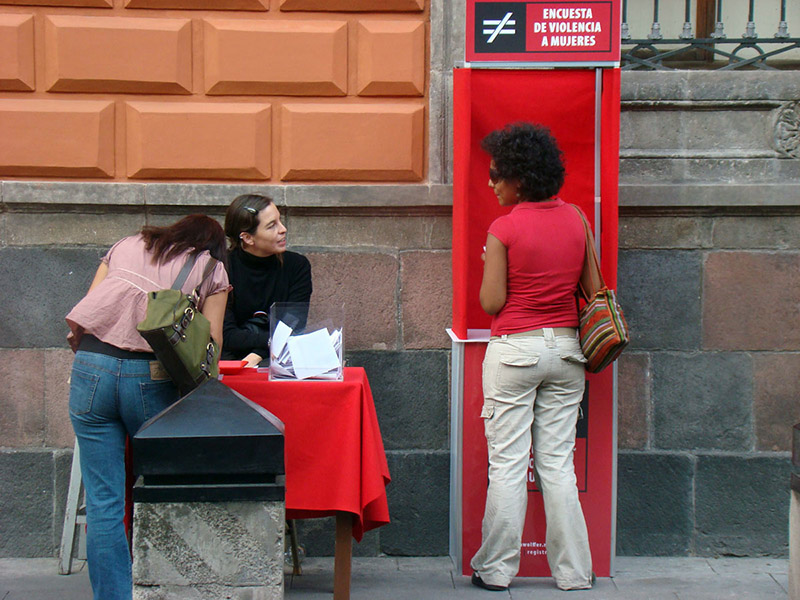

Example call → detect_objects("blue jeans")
69 351 178 600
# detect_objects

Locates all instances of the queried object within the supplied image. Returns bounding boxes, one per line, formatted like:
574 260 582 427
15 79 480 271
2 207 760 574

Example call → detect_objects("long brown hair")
141 215 227 265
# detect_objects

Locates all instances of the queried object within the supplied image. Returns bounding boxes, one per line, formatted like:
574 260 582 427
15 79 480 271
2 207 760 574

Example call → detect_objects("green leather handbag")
137 254 219 396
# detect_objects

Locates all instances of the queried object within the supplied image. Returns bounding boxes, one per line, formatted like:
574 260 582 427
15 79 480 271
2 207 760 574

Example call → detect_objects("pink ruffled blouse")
66 234 231 353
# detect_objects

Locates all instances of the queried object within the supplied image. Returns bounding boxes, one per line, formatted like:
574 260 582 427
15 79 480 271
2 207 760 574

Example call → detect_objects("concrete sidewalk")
0 556 790 599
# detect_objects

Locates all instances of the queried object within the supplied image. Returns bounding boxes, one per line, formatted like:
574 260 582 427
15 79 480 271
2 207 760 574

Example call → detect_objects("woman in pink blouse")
65 215 230 600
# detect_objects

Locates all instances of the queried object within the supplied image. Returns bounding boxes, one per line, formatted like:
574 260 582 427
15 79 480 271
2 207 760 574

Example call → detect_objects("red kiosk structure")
449 0 622 579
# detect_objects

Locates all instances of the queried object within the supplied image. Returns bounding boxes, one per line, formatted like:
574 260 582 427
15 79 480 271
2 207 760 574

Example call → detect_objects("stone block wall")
615 71 799 557
0 183 454 559
1 0 798 561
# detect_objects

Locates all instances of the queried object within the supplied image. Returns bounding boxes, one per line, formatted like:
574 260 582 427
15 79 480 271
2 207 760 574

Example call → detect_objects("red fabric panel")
452 68 473 339
451 69 598 335
454 68 621 578
601 68 621 288
222 367 391 541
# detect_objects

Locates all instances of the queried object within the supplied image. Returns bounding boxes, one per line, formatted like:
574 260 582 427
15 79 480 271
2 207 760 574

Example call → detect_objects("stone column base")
133 500 284 600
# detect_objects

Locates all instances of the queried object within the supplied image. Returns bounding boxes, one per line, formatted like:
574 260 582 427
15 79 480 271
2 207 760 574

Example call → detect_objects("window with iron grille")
622 0 800 69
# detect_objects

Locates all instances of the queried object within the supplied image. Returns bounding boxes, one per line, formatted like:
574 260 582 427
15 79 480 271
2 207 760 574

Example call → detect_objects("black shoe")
471 572 508 592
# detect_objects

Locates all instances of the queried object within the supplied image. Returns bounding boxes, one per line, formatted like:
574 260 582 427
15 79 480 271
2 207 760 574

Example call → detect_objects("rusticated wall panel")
126 102 271 179
44 16 193 94
356 21 425 96
0 13 34 92
204 19 347 96
0 0 111 6
0 2 429 182
280 103 424 181
0 99 114 177
279 0 423 12
124 0 268 9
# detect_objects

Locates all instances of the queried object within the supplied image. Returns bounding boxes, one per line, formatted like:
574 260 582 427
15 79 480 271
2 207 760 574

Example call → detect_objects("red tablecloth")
222 367 391 541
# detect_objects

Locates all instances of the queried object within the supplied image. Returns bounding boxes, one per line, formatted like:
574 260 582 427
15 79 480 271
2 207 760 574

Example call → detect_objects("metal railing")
622 0 800 70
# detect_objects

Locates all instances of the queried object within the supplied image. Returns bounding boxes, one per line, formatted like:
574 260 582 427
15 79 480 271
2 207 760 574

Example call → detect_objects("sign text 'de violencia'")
527 3 611 51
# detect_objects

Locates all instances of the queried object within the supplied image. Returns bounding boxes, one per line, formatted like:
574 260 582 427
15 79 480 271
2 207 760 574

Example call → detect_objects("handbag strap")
195 257 219 294
171 253 199 290
170 253 218 293
570 204 606 300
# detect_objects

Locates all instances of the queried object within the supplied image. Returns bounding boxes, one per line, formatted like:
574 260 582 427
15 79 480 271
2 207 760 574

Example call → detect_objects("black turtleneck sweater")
222 247 312 360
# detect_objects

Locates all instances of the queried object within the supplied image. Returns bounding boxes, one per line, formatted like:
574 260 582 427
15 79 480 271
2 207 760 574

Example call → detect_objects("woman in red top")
470 123 594 592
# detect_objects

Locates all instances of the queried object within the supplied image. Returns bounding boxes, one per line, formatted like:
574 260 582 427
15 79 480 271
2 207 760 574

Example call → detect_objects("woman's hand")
243 352 263 368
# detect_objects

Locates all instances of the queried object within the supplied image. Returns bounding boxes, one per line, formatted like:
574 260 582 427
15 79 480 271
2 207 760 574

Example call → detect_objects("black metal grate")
621 0 800 70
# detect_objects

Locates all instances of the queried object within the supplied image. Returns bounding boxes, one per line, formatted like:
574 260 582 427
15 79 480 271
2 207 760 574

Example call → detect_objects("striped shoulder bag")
571 205 630 373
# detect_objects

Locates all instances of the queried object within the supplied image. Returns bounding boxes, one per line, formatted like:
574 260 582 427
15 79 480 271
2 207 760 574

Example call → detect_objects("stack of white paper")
270 320 342 380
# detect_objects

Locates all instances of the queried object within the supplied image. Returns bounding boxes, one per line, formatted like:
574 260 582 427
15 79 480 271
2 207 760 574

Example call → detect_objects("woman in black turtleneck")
222 194 312 366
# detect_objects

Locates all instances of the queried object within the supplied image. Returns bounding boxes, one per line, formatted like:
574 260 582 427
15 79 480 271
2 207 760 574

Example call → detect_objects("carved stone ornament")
775 101 800 158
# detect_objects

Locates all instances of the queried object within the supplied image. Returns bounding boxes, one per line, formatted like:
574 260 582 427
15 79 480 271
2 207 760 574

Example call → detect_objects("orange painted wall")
0 0 428 182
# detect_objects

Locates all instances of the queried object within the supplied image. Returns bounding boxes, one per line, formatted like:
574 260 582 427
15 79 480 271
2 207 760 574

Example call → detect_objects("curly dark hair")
481 122 565 202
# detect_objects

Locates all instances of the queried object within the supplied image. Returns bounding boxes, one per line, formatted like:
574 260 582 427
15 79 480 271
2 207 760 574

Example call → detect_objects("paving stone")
703 252 800 351
511 578 629 599
0 248 105 348
617 250 702 350
0 556 794 599
0 558 92 599
617 353 650 450
616 452 694 556
346 350 449 451
695 454 791 557
0 450 57 557
652 352 753 451
0 348 45 446
381 451 449 556
613 556 715 576
615 572 788 599
753 353 800 452
400 250 452 349
705 556 789 575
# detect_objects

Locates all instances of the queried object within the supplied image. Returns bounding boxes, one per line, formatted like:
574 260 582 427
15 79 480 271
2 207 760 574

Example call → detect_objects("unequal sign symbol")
482 12 516 43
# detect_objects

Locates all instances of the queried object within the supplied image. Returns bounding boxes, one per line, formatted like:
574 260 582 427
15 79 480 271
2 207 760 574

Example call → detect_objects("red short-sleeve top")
487 198 586 336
